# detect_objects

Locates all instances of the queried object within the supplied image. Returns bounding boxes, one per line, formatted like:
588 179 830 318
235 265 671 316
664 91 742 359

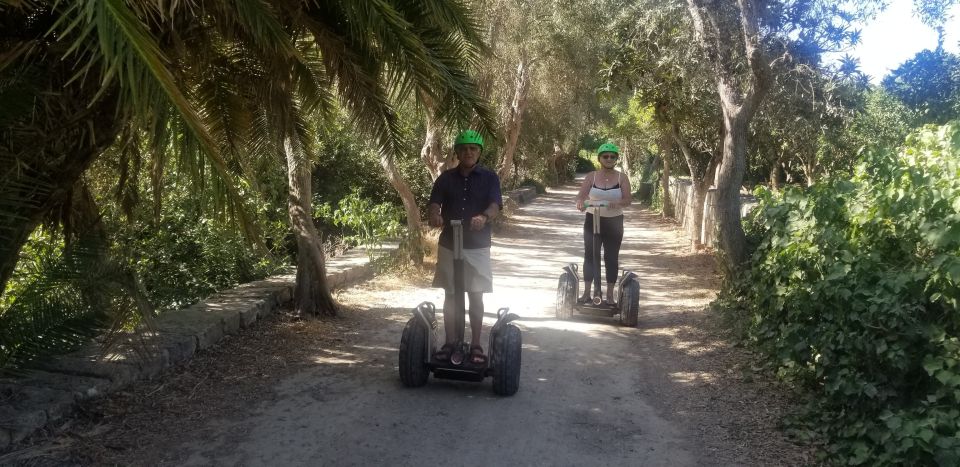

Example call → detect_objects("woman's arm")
619 172 632 207
575 172 594 211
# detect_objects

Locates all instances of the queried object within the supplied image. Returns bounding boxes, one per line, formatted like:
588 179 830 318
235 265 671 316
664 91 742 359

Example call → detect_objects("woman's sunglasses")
600 154 618 160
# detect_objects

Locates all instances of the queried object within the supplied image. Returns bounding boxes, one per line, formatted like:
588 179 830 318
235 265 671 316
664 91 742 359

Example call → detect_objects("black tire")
492 324 522 396
556 272 576 320
399 317 430 387
619 279 640 327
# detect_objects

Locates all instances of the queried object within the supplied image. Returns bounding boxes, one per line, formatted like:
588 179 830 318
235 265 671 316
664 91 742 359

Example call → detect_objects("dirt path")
7 182 810 466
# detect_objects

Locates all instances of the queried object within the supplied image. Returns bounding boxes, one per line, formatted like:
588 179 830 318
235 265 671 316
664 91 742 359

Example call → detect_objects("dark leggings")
583 213 624 294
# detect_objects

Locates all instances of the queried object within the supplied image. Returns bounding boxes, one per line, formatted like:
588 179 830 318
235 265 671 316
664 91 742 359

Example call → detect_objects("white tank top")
588 171 624 218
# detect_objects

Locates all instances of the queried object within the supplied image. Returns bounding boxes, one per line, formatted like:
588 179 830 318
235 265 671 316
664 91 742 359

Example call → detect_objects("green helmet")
454 130 484 150
597 142 620 156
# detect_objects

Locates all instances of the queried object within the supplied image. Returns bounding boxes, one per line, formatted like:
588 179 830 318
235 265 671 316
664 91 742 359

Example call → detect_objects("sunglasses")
600 154 618 160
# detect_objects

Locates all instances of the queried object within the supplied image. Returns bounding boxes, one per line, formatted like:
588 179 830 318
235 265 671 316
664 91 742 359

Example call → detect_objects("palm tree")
1 1 495 318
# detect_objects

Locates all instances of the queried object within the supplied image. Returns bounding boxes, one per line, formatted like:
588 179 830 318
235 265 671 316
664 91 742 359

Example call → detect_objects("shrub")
316 190 405 253
717 123 960 465
117 206 283 310
575 150 597 172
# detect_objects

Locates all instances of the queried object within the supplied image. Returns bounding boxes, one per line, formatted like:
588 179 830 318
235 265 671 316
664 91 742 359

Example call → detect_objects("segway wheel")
491 324 522 396
399 317 430 387
619 279 640 328
556 272 576 320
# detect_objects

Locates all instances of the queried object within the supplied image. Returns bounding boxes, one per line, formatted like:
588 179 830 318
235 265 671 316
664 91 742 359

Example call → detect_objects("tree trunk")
419 93 455 181
498 54 531 188
285 138 337 317
0 83 122 299
768 162 779 190
769 152 783 190
715 112 750 267
380 152 425 265
687 0 769 269
640 151 657 184
660 154 675 219
621 143 633 180
800 156 818 187
546 140 563 186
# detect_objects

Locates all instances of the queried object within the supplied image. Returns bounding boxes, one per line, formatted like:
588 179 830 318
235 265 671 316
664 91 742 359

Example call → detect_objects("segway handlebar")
583 200 610 208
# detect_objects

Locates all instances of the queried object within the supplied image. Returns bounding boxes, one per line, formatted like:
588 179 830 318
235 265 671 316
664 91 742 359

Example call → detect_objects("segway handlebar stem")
450 219 463 259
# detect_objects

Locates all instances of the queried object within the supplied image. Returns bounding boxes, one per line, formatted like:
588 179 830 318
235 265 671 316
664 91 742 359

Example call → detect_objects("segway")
399 220 522 395
556 200 640 327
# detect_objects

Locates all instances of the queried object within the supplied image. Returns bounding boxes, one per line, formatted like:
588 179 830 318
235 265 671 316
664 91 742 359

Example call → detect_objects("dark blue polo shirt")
429 165 503 249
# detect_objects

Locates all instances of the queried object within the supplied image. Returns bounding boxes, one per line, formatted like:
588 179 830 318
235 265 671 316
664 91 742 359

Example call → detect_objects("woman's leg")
601 215 625 301
581 214 600 299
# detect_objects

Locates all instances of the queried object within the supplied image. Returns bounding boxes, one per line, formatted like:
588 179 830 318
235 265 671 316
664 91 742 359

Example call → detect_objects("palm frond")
50 0 259 242
300 10 408 159
231 0 300 58
0 235 152 373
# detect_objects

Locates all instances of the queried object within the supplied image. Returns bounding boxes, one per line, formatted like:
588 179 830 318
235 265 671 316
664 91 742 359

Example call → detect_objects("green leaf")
924 356 943 375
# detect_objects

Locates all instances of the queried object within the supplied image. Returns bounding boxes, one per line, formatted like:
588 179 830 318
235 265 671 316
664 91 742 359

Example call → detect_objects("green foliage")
317 190 404 253
312 116 403 208
0 233 148 372
718 122 960 464
116 204 282 310
883 48 960 126
576 150 598 172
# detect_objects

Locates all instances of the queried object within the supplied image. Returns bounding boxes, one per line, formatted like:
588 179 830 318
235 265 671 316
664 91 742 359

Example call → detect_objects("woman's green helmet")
597 142 620 155
454 130 484 150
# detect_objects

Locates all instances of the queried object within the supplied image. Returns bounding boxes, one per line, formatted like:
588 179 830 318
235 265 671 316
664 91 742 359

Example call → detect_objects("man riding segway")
427 130 502 366
398 130 522 396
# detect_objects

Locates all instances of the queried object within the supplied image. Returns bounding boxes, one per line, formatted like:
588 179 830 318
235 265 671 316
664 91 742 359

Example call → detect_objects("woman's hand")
576 199 586 211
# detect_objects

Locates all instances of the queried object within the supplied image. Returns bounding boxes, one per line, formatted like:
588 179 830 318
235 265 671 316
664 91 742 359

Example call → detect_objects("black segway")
556 200 640 327
399 220 522 395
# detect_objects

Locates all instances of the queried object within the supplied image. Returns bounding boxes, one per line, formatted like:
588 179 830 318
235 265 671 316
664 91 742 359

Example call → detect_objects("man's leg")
467 292 484 345
442 290 457 345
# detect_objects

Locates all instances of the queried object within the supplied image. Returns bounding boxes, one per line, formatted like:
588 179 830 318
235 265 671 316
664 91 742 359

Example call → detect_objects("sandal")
434 343 455 362
469 345 488 366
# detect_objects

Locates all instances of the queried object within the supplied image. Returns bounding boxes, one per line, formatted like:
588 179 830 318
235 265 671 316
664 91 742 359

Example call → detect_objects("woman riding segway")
574 142 632 305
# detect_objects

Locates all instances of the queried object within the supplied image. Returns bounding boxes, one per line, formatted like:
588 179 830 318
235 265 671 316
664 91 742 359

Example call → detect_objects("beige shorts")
432 246 493 293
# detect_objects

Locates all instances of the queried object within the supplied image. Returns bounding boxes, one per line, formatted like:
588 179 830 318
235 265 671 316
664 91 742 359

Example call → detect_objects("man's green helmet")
454 130 484 150
597 142 620 155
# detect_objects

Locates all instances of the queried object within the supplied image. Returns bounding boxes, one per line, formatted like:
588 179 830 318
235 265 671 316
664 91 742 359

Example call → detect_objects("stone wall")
668 177 758 247
0 242 398 451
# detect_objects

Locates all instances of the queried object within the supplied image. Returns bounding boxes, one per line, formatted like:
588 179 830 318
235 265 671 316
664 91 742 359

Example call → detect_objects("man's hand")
429 211 443 228
470 214 487 231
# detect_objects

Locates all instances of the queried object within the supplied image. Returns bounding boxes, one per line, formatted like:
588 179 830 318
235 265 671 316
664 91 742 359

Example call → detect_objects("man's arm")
483 202 499 220
428 202 443 227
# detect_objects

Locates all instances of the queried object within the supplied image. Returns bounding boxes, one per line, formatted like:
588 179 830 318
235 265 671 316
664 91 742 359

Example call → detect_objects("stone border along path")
0 186 538 452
